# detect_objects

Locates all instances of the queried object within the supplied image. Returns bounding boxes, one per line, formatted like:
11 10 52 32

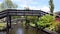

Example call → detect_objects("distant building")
55 11 60 22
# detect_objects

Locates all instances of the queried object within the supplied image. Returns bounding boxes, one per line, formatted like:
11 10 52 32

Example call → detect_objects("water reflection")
16 28 24 34
0 22 46 34
0 32 6 34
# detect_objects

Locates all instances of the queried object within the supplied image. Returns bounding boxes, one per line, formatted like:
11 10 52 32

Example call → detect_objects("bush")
55 22 60 33
37 14 55 29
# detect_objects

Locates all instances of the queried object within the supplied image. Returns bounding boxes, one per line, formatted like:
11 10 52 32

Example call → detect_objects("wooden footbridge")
0 9 56 34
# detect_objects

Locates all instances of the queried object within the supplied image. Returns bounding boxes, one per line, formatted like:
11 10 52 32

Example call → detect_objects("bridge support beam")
6 15 11 34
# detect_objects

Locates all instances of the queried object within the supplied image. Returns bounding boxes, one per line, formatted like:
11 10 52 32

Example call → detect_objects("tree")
24 7 30 10
0 0 17 11
49 0 54 13
0 0 19 21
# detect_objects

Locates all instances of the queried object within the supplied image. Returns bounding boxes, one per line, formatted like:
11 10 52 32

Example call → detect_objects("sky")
0 0 60 12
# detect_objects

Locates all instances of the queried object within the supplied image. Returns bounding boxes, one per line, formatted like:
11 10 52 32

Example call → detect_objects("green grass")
0 23 6 27
0 23 6 30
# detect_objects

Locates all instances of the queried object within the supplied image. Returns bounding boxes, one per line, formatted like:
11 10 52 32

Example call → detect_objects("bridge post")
6 15 11 34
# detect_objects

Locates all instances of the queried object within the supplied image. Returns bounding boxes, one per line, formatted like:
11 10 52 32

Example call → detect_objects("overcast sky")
0 0 60 12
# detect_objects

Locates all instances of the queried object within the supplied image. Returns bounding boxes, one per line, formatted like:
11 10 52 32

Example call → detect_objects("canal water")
9 22 46 34
0 22 47 34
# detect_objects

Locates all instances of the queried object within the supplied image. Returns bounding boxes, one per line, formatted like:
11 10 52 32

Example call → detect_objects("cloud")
24 5 50 12
11 0 50 12
11 0 38 8
0 2 2 4
11 0 33 5
41 6 50 13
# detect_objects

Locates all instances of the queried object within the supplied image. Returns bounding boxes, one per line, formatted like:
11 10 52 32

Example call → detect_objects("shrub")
37 14 55 29
55 22 60 33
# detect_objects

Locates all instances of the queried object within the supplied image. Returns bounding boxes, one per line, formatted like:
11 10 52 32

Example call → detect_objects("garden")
28 14 60 33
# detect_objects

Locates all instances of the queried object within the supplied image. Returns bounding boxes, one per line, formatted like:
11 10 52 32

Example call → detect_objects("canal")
0 21 47 34
9 22 47 34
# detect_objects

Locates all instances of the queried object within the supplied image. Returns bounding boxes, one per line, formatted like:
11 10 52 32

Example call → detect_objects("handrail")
0 11 7 19
0 9 53 16
0 9 47 18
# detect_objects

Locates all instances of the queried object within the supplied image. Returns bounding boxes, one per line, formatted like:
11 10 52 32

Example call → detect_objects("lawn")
0 23 6 30
0 23 18 30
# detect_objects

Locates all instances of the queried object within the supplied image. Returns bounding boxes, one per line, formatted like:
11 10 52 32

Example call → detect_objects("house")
55 11 60 22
